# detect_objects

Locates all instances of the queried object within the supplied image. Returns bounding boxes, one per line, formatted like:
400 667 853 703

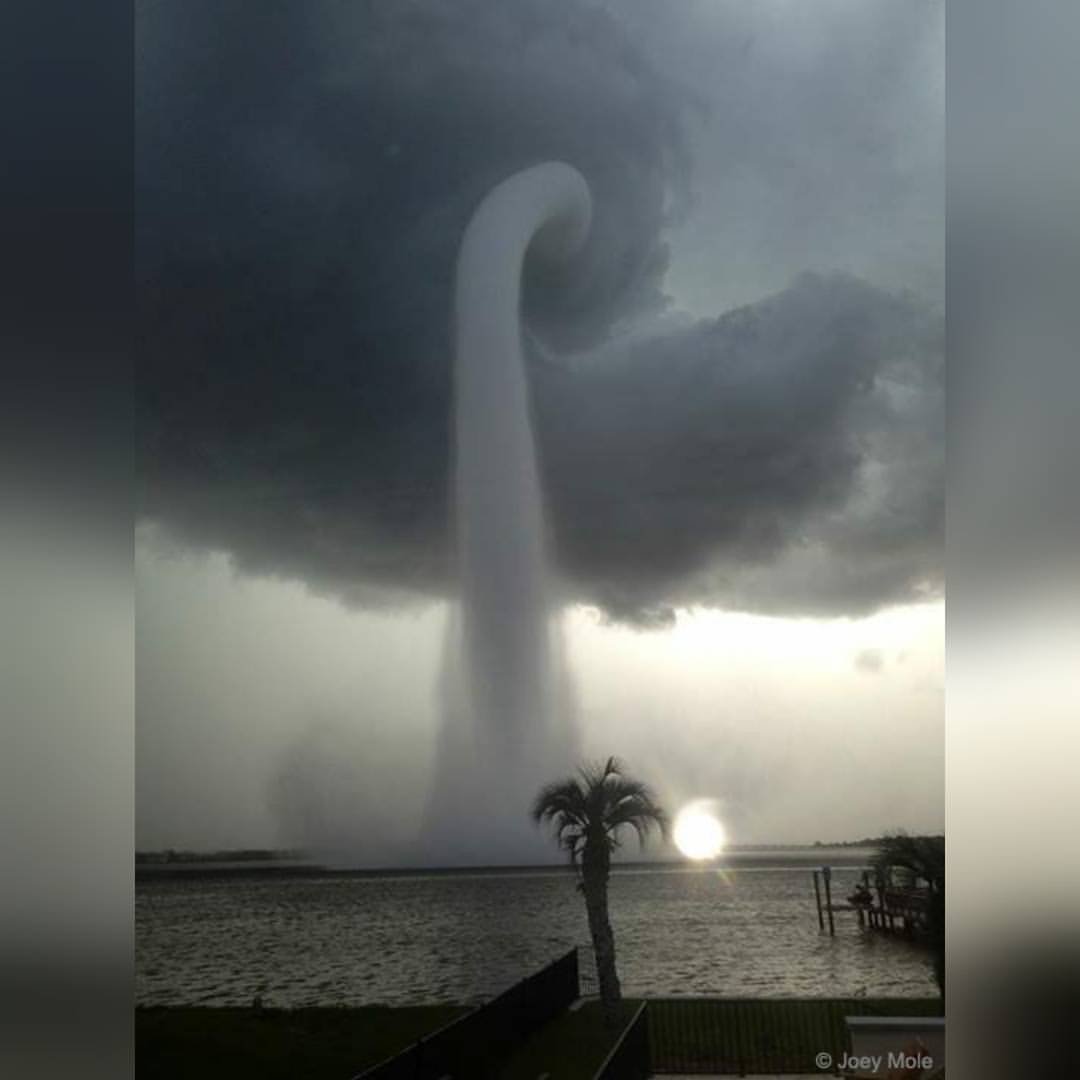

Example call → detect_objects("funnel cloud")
424 164 592 862
135 0 944 861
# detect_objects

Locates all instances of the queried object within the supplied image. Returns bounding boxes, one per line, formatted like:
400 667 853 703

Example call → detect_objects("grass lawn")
136 1005 468 1080
649 997 943 1074
137 997 943 1078
497 999 641 1080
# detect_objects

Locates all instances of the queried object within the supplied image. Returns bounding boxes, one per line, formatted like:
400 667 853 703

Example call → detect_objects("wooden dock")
812 866 932 937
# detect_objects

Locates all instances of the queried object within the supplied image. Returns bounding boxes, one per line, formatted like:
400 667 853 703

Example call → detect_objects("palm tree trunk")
582 858 622 1029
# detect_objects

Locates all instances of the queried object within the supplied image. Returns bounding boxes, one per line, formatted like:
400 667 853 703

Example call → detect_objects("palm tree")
873 833 945 995
531 756 667 1028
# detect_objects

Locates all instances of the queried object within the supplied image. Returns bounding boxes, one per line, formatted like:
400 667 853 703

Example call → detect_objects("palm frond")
873 833 945 888
605 782 668 849
532 756 667 859
531 778 585 823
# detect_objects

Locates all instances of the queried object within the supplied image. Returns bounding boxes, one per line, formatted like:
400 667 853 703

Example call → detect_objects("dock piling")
812 870 825 932
823 866 835 936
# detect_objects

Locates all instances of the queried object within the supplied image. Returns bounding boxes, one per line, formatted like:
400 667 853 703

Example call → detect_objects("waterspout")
423 163 592 862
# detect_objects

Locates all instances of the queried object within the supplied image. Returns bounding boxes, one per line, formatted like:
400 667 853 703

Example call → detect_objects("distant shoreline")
136 846 878 881
136 839 883 864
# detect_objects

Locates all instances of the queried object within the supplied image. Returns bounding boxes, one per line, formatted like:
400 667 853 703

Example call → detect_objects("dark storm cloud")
538 273 943 620
137 0 942 622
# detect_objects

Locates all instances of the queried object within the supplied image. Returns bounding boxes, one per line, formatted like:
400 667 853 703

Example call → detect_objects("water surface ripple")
137 862 936 1006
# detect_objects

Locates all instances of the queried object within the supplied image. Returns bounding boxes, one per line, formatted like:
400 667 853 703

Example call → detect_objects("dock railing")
351 948 580 1080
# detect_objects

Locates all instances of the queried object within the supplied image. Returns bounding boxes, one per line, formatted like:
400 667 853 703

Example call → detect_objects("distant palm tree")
873 833 945 995
532 756 667 1028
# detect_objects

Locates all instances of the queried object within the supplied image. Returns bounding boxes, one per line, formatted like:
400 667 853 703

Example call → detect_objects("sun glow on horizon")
673 803 727 861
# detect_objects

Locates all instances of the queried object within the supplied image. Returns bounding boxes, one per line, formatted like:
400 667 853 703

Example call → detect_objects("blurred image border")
4 0 1080 1077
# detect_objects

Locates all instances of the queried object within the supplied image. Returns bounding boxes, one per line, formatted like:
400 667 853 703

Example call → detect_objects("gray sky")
136 0 943 861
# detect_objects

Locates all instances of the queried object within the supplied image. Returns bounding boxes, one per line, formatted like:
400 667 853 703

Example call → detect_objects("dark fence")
649 997 942 1076
592 1002 650 1080
352 948 580 1080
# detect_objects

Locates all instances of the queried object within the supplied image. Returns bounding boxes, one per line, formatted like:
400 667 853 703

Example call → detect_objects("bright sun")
673 804 726 861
